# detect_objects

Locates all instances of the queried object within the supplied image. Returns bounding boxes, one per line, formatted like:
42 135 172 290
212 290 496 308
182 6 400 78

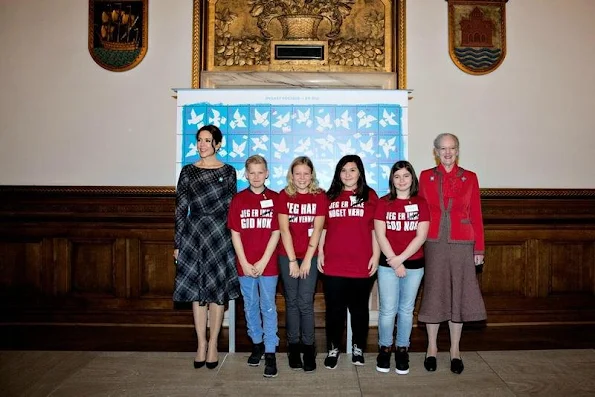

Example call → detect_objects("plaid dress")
173 164 240 304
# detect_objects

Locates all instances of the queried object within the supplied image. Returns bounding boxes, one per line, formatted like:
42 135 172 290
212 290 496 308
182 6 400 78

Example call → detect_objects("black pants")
323 275 375 351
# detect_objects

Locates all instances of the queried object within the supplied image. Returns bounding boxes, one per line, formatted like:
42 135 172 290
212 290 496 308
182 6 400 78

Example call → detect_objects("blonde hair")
245 154 268 171
285 156 321 196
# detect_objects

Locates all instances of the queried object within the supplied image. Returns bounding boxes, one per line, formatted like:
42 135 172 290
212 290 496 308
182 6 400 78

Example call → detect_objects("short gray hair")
433 133 460 150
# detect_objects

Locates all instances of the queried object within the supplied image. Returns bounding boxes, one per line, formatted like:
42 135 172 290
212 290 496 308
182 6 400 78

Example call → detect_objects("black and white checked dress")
173 164 240 304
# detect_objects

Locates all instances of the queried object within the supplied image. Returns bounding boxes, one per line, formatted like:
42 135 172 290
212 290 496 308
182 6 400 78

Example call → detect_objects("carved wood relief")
192 0 407 88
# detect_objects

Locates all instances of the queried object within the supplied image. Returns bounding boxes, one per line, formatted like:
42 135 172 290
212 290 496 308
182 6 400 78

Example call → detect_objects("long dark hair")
327 155 370 204
196 124 223 152
388 160 419 201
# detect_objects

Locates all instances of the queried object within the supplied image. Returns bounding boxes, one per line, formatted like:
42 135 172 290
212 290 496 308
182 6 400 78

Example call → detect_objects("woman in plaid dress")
173 125 240 370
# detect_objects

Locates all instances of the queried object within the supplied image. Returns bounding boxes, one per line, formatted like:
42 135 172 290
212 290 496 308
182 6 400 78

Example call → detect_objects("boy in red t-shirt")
228 155 280 378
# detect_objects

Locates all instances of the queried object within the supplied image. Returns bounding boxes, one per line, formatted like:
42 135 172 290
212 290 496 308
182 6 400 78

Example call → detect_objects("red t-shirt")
374 195 430 261
276 189 327 258
323 189 379 278
227 187 280 276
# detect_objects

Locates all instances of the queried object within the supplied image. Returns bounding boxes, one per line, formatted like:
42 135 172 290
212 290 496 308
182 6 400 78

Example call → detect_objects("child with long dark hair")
374 160 429 375
318 154 380 369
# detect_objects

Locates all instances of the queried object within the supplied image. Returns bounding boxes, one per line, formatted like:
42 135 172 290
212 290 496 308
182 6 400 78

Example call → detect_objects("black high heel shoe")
193 360 206 369
424 355 437 371
206 361 219 369
450 358 464 374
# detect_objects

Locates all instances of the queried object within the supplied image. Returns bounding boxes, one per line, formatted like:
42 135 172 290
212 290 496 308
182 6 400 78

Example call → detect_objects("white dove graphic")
253 109 270 127
334 110 352 129
272 112 291 129
379 109 399 128
295 108 312 127
187 109 204 127
208 109 227 127
229 109 247 129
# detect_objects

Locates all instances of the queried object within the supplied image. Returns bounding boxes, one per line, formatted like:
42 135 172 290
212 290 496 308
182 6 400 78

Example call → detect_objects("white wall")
0 0 594 187
407 0 595 188
0 0 192 185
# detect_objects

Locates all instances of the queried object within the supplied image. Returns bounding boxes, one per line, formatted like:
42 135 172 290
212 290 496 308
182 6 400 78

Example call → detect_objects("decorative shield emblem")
448 0 507 75
89 0 148 72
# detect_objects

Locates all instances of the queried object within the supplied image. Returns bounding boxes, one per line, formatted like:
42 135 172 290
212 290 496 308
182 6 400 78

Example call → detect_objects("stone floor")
1 349 594 396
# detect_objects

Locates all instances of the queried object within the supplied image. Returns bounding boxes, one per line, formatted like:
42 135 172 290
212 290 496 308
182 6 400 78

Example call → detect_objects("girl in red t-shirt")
373 160 429 375
317 154 380 370
277 156 327 372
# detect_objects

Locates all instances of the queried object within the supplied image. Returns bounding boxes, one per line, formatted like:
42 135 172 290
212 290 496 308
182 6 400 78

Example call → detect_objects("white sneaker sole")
376 366 390 373
395 368 410 375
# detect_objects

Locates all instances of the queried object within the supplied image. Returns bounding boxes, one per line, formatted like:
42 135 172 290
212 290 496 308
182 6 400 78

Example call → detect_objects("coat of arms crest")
448 0 508 75
89 0 148 72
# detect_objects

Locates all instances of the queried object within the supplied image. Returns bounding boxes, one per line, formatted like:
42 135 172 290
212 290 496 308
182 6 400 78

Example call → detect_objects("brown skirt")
418 232 487 323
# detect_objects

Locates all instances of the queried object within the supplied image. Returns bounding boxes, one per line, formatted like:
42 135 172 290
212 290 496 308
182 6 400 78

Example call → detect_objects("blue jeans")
377 266 424 347
239 276 279 353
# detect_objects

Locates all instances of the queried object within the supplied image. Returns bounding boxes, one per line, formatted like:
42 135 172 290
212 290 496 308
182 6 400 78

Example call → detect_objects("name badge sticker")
349 196 358 206
404 204 418 213
260 199 274 208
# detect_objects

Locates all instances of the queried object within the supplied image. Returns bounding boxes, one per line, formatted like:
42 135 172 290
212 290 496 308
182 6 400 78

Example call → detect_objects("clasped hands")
387 255 406 278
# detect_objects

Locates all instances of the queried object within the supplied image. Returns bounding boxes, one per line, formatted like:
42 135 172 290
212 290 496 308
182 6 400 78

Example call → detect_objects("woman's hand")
367 257 379 277
474 254 485 266
299 258 311 279
173 249 179 261
317 253 325 274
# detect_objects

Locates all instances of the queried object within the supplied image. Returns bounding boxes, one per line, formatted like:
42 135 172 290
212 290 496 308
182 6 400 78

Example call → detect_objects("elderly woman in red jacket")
418 133 486 375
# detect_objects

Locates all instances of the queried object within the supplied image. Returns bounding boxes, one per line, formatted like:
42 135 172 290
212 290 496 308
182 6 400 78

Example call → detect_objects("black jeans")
279 255 319 345
323 275 375 351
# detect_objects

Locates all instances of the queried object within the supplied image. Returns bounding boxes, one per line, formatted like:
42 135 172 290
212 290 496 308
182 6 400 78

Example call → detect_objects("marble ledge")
200 71 401 90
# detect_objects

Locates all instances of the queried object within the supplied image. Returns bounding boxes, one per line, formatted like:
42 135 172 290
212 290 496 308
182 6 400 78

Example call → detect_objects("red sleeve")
468 172 485 253
418 170 430 201
374 197 387 221
227 194 241 232
368 189 379 230
271 194 280 231
316 191 328 216
417 197 430 222
276 190 289 214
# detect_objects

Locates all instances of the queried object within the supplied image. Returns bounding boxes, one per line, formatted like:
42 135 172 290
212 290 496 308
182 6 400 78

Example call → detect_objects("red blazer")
418 164 485 254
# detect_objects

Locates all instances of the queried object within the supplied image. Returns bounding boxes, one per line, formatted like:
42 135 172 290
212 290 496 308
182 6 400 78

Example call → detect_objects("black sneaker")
288 343 303 370
263 353 278 378
376 346 391 373
248 342 265 366
302 344 317 372
324 347 340 369
351 344 365 366
395 346 409 375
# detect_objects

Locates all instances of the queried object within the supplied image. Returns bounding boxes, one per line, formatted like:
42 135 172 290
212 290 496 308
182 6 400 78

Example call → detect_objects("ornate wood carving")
192 0 407 88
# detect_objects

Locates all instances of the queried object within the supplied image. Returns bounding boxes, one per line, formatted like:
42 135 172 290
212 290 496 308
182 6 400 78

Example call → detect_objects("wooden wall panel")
0 186 594 351
70 239 118 296
140 241 176 298
481 241 526 296
550 241 594 295
0 239 44 294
